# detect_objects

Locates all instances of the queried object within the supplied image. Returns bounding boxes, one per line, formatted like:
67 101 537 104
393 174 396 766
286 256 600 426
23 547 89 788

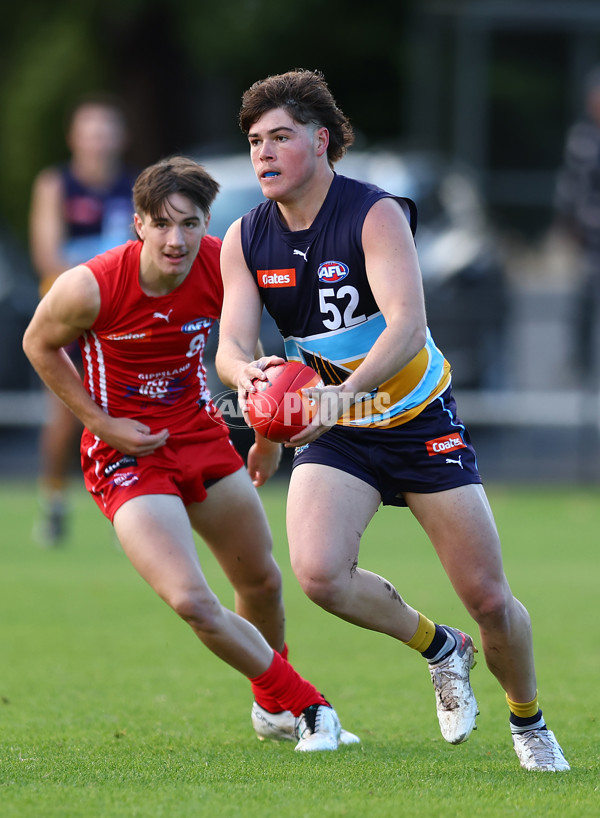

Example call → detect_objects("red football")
246 362 323 442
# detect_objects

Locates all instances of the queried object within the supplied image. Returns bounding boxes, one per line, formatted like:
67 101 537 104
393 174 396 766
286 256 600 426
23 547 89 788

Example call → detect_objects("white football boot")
512 727 570 771
251 701 360 746
295 703 341 752
251 702 297 742
428 626 479 744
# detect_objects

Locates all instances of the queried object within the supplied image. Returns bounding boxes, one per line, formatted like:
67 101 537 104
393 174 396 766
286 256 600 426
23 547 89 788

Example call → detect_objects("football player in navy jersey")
216 69 569 771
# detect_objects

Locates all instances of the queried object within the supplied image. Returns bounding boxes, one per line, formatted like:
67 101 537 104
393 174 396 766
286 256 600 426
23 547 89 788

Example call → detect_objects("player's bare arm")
29 168 68 289
216 219 285 396
290 198 428 447
345 197 427 394
246 437 283 487
23 267 168 456
217 221 284 480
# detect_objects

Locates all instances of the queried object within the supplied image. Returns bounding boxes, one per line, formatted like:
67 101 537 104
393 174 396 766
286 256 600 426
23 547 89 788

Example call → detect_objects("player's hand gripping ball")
246 361 323 442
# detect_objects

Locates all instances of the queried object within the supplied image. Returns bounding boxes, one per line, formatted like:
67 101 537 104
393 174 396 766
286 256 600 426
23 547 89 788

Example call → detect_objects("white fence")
0 391 48 426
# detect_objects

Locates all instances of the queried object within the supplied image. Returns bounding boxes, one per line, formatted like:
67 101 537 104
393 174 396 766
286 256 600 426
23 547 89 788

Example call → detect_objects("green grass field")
0 477 598 817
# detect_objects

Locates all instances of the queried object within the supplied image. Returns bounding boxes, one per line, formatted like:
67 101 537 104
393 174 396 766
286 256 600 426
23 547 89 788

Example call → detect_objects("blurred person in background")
29 93 138 545
554 65 600 389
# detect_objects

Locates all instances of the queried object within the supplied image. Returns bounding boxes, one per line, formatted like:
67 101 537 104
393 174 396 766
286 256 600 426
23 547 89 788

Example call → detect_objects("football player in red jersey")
23 155 358 752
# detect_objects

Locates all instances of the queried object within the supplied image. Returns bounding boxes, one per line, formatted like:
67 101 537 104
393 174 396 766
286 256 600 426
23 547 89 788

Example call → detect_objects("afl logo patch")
182 318 213 333
317 261 349 283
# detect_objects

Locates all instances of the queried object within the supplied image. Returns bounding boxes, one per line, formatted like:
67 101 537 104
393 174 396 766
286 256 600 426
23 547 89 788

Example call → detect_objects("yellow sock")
506 691 539 719
404 612 437 653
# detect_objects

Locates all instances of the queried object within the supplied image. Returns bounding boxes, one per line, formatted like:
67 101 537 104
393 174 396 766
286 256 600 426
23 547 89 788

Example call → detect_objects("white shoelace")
517 730 564 765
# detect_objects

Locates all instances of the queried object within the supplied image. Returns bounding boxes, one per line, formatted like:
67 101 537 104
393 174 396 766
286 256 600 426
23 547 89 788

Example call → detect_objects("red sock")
250 651 327 717
251 644 288 712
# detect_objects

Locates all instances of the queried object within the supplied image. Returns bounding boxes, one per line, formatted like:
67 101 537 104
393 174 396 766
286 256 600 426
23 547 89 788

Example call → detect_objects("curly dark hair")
133 156 220 221
239 69 355 167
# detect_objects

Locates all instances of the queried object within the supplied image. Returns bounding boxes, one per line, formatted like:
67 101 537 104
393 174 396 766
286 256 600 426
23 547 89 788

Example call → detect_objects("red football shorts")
81 427 244 522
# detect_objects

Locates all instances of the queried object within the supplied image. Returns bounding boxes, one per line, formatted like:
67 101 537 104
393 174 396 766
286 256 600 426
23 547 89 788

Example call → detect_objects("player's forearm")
23 342 107 433
215 336 257 390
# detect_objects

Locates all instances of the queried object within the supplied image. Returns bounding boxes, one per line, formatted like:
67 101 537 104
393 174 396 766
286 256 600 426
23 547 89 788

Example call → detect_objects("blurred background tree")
2 1 600 246
0 0 412 243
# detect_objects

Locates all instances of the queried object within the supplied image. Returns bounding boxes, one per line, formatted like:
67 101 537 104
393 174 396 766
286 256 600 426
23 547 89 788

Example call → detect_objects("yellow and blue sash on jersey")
284 313 451 428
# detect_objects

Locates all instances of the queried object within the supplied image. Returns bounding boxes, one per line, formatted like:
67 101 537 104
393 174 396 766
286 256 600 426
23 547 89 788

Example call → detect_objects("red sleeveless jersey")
79 237 225 436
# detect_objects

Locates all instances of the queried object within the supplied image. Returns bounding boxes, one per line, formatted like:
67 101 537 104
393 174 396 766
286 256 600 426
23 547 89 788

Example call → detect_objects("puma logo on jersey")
258 269 296 288
153 309 173 322
293 248 309 262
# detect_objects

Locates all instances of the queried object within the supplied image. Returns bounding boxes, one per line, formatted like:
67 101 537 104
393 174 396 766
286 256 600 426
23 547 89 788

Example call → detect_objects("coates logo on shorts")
317 261 349 283
426 433 467 456
258 269 296 288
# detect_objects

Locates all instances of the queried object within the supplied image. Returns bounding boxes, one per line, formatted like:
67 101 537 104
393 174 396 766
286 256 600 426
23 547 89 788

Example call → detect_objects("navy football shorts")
291 387 482 507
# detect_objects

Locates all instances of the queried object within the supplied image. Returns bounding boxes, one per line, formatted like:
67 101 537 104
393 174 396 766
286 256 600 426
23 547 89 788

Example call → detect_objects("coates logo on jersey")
426 433 467 456
258 269 296 288
182 317 214 334
317 261 349 283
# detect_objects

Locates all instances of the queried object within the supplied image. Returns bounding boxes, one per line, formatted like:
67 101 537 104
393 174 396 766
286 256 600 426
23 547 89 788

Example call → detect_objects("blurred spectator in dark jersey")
554 65 600 387
28 93 137 545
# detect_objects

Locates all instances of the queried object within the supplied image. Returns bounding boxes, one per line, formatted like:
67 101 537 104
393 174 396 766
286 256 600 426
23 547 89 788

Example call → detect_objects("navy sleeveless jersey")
240 172 451 428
